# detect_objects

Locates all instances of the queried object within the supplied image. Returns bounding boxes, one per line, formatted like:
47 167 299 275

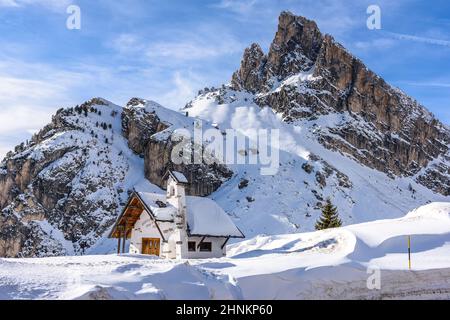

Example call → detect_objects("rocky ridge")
215 11 450 194
0 98 230 257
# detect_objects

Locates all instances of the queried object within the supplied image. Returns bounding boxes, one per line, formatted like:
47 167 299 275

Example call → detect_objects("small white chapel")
109 170 244 259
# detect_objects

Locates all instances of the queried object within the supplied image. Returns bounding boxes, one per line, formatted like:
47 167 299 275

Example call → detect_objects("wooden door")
142 238 160 256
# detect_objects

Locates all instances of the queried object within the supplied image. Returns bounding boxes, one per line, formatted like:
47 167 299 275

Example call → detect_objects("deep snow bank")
1 202 449 299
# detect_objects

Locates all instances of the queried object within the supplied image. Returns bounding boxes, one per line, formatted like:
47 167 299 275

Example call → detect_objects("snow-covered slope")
0 97 232 257
185 92 449 237
180 11 450 238
1 203 449 300
2 11 450 258
0 98 163 256
1 93 450 257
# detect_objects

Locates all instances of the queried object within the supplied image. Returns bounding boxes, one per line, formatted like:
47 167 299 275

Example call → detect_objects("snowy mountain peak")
0 97 232 257
1 12 450 258
193 11 450 194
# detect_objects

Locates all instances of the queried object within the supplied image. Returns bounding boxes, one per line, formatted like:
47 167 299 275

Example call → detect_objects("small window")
170 187 175 196
199 242 212 252
188 241 196 252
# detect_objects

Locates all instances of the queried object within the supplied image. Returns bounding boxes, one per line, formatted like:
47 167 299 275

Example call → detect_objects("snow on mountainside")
1 203 449 300
0 97 230 257
185 91 449 236
1 11 450 258
189 11 450 194
182 11 450 235
0 98 155 256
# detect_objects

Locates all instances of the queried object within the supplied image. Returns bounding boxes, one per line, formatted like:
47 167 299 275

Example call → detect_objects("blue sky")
0 0 449 159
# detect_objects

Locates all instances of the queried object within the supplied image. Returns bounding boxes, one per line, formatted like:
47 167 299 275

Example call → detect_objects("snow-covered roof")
186 196 244 238
171 171 188 184
134 191 244 238
136 192 177 221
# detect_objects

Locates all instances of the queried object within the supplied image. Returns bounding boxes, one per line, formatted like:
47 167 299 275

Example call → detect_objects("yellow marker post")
408 235 411 270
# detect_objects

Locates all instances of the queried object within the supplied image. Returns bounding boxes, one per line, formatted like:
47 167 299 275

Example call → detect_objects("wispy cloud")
145 34 242 62
159 71 206 109
398 81 450 88
111 26 244 65
213 0 259 15
0 58 85 160
0 0 71 10
0 48 218 160
354 38 397 50
386 31 450 48
0 0 19 7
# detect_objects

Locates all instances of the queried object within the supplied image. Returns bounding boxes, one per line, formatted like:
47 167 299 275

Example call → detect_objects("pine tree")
315 199 342 230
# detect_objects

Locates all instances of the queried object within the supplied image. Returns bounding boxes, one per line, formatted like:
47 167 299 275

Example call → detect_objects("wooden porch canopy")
109 193 145 240
109 191 174 243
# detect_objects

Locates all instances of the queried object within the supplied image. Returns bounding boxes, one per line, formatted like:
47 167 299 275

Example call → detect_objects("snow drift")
1 202 449 300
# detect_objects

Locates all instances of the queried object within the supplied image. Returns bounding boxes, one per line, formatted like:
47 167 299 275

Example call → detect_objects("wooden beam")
127 205 143 210
153 219 166 242
117 235 121 254
197 236 207 249
122 226 126 253
221 237 230 250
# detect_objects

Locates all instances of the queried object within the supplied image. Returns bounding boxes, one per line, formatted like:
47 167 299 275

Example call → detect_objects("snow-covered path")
1 203 450 300
0 255 242 300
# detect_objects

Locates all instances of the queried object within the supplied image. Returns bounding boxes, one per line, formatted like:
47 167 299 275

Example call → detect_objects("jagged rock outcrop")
144 137 232 196
230 11 450 193
0 97 234 257
0 98 129 257
121 98 232 196
122 98 169 156
231 43 266 94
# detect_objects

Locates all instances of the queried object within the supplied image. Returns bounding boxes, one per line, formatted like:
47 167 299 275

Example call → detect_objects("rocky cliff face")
0 98 231 257
230 11 450 194
0 98 128 257
122 98 170 156
122 98 232 196
1 11 449 257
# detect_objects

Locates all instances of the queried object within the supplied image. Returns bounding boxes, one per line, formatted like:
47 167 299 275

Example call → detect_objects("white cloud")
214 0 259 15
158 71 205 109
354 38 396 50
0 0 72 10
387 32 450 48
0 50 219 159
146 35 241 61
0 58 91 159
110 33 145 55
0 0 19 7
398 81 450 88
111 27 243 65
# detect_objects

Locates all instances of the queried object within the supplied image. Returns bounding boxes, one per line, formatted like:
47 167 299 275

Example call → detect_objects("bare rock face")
0 98 130 257
415 152 450 195
231 43 266 93
0 96 233 257
144 138 232 197
266 12 323 78
122 98 169 156
228 11 450 194
123 99 233 196
310 35 449 178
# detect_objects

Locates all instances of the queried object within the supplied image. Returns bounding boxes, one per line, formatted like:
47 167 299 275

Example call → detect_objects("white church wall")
129 211 174 257
184 236 227 259
127 172 235 260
